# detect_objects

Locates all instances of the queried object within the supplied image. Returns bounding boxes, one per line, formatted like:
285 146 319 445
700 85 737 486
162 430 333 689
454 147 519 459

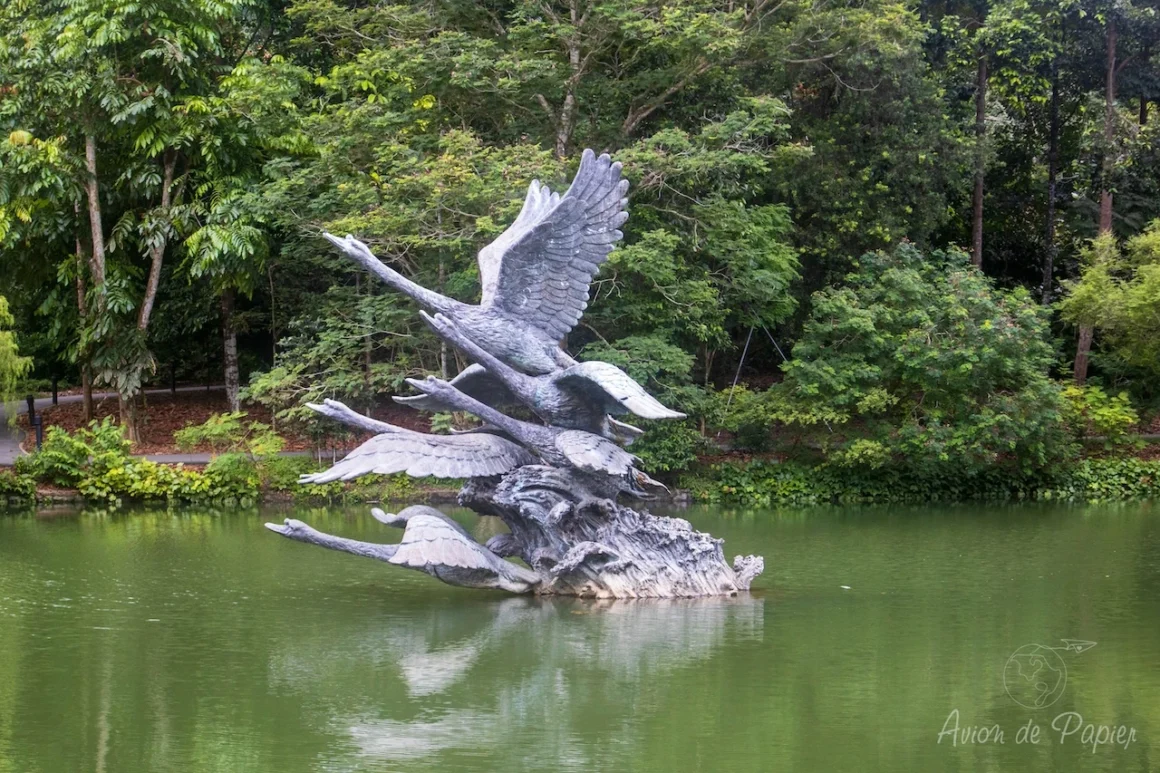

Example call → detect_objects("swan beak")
625 470 668 499
636 471 668 492
265 518 296 535
606 417 644 446
371 508 407 528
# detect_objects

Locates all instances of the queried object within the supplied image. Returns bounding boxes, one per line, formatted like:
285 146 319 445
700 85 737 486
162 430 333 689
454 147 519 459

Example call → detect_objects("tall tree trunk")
1073 325 1095 387
534 0 583 159
83 135 107 296
120 391 140 444
550 5 581 159
1098 15 1117 235
1043 53 1061 305
268 264 278 364
75 209 94 422
81 368 93 423
76 260 94 422
1141 46 1152 126
1076 13 1118 385
84 134 121 428
221 288 240 413
556 0 583 158
113 152 179 442
556 94 576 160
118 394 139 444
971 54 987 268
137 152 177 332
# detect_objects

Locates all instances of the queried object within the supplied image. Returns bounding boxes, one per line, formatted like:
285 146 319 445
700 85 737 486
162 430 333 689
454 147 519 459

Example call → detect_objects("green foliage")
17 417 131 486
579 336 695 389
0 0 268 430
0 469 36 500
76 458 216 505
428 412 457 435
630 421 705 474
0 295 32 407
714 386 779 452
695 456 1160 507
338 472 418 504
776 244 1072 474
174 412 285 457
16 418 217 503
203 453 261 500
200 452 394 501
694 459 1042 507
241 291 416 432
13 418 418 505
597 103 803 349
1059 227 1160 387
3 0 1160 501
175 412 245 453
294 461 419 503
771 1 971 277
1040 458 1160 503
1060 385 1141 448
256 455 320 491
16 419 267 504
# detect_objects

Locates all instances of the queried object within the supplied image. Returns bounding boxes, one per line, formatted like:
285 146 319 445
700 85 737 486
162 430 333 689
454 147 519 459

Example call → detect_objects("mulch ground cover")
19 389 432 455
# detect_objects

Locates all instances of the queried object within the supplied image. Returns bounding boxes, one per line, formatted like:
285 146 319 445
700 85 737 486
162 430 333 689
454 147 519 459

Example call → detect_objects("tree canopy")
2 0 1158 473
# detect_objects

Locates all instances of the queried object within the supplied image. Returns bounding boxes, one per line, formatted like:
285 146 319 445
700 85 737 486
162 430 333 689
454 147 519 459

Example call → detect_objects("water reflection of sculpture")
266 150 763 597
266 596 764 767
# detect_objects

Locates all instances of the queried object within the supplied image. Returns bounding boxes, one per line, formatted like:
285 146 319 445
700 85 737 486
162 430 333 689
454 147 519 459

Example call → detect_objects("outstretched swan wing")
300 418 535 483
477 180 561 302
388 513 541 589
556 361 686 420
555 430 638 476
478 149 628 341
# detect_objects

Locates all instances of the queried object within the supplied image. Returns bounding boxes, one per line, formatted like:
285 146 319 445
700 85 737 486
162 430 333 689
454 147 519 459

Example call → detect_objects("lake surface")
1 501 1157 772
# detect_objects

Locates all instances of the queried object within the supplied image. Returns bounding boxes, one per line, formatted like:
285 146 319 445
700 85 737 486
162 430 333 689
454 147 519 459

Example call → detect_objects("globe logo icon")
1002 639 1096 709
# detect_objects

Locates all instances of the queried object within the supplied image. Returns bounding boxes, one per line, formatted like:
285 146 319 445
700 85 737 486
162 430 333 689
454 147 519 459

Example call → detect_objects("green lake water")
1 501 1158 772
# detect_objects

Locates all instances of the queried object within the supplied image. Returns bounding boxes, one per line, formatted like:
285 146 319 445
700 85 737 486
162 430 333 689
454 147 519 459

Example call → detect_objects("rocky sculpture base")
465 466 763 597
270 466 763 599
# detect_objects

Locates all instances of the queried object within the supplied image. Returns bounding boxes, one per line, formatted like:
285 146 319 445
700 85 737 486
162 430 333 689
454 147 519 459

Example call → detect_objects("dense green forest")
1 0 1158 491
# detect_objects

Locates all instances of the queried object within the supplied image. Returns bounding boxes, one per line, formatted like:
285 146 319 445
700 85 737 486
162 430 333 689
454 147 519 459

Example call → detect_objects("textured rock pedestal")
463 467 762 598
268 466 763 598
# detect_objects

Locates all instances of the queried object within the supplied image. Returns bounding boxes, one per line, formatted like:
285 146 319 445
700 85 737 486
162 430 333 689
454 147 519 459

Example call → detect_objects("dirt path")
0 386 244 466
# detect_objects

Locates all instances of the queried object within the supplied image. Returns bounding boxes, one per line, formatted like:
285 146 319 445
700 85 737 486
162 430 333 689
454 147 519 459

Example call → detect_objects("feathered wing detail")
482 149 629 341
555 361 686 420
300 423 536 483
554 430 638 476
477 181 561 303
388 513 541 589
393 364 517 413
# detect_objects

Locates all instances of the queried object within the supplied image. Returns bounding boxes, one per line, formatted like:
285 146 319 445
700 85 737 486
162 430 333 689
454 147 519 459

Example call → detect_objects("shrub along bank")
2 417 1156 509
2 418 420 507
689 457 1160 507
